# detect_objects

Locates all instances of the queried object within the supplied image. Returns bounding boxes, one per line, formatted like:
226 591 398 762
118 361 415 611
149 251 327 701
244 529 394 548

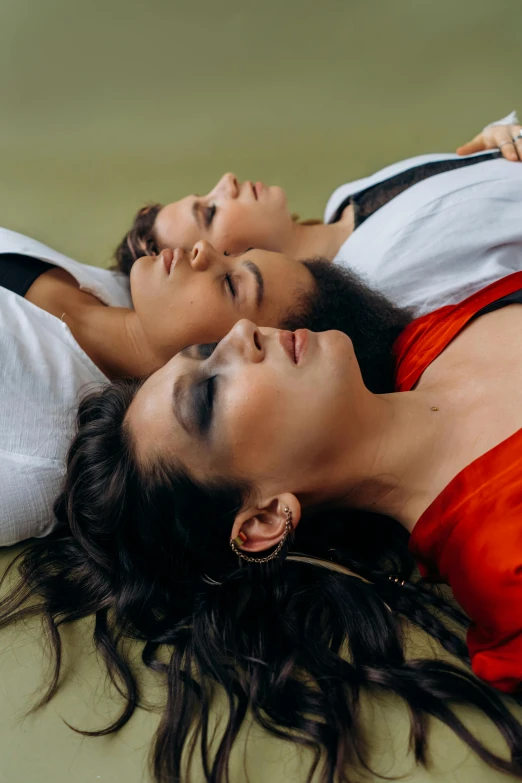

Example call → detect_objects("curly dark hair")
113 203 163 276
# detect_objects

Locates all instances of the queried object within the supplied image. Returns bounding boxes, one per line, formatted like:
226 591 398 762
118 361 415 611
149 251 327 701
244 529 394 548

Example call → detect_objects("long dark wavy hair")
1 270 521 781
1 384 522 781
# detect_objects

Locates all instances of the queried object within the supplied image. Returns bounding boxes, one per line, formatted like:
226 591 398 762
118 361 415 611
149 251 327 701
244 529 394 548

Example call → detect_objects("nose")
215 172 239 199
190 240 217 271
220 319 265 363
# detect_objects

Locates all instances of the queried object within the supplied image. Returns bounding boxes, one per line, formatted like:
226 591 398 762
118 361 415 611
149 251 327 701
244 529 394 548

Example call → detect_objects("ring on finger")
513 129 522 141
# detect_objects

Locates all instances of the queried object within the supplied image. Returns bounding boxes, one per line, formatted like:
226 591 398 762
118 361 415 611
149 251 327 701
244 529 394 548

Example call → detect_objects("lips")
294 329 308 364
278 330 296 363
248 181 257 200
161 247 174 274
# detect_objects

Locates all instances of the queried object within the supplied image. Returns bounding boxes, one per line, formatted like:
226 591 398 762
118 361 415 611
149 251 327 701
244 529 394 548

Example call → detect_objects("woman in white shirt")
116 113 522 315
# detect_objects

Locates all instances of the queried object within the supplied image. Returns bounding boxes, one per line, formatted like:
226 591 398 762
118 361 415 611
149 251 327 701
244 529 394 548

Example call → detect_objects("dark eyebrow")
191 199 202 229
243 260 264 308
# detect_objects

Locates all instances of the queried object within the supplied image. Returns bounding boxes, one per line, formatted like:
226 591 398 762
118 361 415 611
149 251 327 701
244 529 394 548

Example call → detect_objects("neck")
65 305 164 380
307 390 454 532
284 213 354 262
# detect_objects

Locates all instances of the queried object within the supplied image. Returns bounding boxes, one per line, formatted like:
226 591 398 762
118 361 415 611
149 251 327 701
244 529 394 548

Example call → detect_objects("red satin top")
394 271 522 694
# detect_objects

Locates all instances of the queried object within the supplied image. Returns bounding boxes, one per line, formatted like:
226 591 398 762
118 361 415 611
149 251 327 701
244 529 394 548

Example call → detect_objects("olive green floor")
0 545 520 783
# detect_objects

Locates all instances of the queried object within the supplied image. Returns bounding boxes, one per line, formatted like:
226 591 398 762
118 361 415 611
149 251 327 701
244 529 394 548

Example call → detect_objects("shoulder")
0 227 131 308
394 273 522 390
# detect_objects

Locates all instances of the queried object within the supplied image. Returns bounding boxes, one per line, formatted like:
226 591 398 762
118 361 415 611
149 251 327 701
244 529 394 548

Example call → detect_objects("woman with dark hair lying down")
2 265 522 783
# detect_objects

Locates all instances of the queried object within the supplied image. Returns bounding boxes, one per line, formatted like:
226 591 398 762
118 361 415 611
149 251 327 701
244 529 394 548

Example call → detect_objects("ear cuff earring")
233 531 248 548
230 507 293 564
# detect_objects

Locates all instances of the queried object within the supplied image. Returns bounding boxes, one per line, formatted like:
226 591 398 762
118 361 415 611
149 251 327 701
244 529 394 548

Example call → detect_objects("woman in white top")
116 113 522 315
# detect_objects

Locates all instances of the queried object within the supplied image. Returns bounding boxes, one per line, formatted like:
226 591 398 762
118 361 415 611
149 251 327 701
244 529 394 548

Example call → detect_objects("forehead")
126 353 220 479
154 198 200 250
128 353 188 453
254 250 314 303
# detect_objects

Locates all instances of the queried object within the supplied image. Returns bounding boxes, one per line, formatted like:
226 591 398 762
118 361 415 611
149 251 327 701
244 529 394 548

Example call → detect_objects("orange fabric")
394 272 522 694
394 271 522 393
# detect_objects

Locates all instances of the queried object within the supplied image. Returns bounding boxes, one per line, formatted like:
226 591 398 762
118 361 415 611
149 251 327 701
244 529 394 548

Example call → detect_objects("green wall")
0 0 520 267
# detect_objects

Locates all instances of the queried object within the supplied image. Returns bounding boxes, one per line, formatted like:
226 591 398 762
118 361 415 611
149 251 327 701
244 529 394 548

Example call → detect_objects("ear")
230 494 301 554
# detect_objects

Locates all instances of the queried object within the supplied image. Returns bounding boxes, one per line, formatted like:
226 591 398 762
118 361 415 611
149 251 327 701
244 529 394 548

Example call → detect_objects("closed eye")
225 273 236 298
194 375 217 434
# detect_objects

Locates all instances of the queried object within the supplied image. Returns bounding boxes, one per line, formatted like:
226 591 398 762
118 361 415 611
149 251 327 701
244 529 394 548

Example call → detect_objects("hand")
456 123 522 162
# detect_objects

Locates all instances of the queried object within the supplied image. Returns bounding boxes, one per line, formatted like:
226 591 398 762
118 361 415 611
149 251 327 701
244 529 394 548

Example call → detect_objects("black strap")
0 253 56 297
472 289 522 320
330 151 503 228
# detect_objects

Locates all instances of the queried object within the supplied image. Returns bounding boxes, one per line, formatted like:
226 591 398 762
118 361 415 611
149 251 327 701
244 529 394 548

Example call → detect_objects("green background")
0 0 521 268
1 7 522 777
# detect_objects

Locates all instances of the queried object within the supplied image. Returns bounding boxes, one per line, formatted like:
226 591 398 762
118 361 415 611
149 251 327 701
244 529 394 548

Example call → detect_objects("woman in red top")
113 269 522 693
6 263 522 782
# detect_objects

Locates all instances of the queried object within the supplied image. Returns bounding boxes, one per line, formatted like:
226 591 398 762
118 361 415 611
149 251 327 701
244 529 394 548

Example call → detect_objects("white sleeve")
484 111 519 129
0 452 61 546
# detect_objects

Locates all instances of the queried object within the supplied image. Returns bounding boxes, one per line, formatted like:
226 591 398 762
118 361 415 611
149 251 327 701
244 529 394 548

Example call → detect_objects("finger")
495 126 518 161
510 126 522 161
456 134 485 156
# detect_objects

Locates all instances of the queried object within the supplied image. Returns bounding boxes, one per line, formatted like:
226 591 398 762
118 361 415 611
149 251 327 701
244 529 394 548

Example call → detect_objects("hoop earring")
230 507 292 564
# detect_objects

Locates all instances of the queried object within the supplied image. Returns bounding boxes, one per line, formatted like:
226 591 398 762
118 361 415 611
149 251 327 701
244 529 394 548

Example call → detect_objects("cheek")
156 285 238 349
221 376 295 472
215 205 275 253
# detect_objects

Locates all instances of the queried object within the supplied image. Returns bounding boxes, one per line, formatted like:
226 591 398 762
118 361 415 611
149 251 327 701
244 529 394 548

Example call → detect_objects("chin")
130 254 154 300
269 185 287 207
320 329 356 364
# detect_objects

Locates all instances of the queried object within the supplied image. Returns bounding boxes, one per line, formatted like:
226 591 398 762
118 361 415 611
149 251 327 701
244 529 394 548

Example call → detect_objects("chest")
417 304 522 467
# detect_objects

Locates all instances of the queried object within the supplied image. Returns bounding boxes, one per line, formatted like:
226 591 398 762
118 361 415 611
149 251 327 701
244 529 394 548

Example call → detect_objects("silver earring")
230 507 292 564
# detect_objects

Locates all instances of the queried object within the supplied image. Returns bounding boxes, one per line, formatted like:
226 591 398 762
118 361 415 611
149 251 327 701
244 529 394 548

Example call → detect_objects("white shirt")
0 228 132 545
325 112 522 314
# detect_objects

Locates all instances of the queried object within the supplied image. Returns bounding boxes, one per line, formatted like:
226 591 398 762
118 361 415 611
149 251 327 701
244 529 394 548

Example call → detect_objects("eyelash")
225 273 236 298
206 376 216 409
205 204 216 227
